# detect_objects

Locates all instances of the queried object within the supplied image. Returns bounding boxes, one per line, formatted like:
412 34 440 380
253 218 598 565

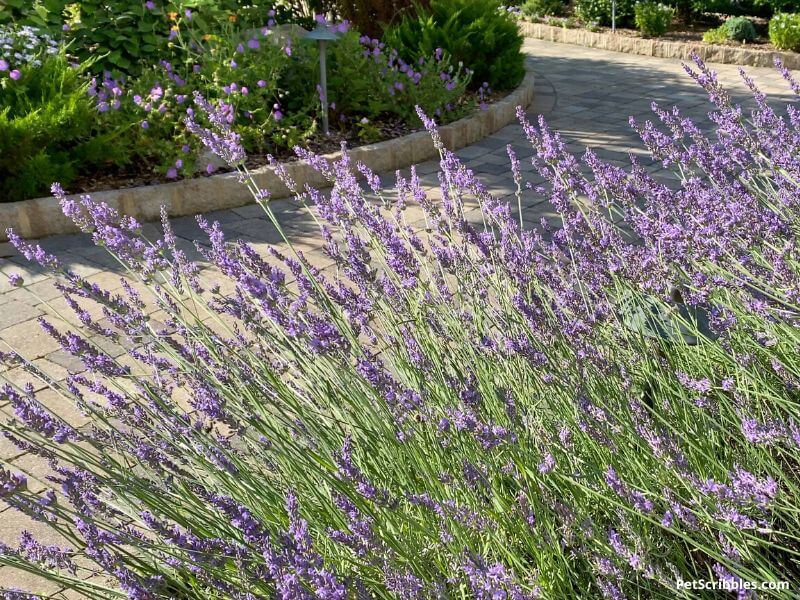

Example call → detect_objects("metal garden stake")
303 22 340 136
612 0 617 33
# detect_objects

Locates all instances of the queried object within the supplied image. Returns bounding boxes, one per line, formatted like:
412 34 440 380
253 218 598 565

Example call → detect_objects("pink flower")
9 70 21 81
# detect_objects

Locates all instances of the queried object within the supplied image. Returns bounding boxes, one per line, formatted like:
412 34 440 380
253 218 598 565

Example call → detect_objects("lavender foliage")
2 56 800 598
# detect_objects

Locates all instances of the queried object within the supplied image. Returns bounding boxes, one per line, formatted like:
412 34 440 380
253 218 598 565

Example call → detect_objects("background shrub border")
519 20 800 68
0 63 535 242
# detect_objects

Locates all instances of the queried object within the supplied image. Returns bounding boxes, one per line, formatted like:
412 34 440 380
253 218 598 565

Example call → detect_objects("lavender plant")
2 55 800 599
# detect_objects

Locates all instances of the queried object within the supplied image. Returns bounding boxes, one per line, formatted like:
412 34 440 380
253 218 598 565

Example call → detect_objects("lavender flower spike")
185 92 245 167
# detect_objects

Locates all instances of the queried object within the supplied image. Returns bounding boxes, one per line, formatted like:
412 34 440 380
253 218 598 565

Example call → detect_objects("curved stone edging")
0 65 535 242
519 21 800 70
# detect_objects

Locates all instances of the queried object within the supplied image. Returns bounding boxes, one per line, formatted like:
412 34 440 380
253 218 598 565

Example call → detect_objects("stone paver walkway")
0 39 797 595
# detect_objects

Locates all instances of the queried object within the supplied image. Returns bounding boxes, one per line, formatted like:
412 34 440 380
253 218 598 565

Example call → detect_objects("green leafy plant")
0 52 128 202
575 0 636 27
326 31 470 125
383 0 524 91
724 15 756 41
769 12 800 51
703 23 730 43
0 0 68 29
1 0 286 76
59 0 168 74
634 1 674 36
521 0 565 17
354 116 382 141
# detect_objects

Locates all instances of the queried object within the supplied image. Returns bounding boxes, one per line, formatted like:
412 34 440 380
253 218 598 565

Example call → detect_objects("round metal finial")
304 22 340 41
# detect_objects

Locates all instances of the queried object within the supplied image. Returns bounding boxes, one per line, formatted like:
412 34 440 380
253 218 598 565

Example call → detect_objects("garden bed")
0 64 535 241
2 0 528 213
519 20 800 68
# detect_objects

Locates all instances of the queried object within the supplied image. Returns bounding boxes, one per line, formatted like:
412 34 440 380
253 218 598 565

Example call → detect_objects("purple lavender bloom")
19 532 76 574
604 466 654 514
2 384 77 443
185 93 245 166
462 556 537 599
0 468 26 497
538 453 555 474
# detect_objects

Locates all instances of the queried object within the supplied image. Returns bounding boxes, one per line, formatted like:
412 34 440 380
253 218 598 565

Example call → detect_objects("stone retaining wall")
520 21 800 70
0 65 536 241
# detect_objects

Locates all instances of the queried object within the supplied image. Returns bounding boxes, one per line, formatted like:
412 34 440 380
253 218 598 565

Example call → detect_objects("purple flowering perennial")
0 53 799 599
